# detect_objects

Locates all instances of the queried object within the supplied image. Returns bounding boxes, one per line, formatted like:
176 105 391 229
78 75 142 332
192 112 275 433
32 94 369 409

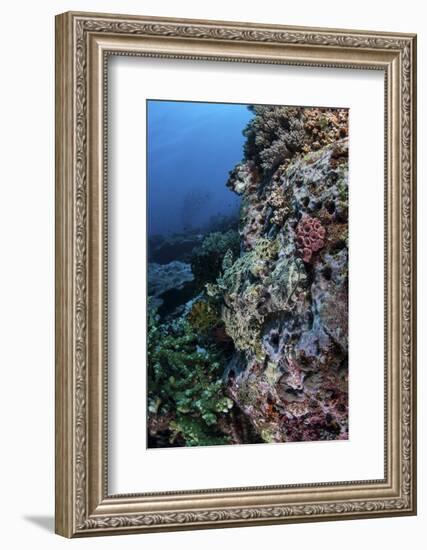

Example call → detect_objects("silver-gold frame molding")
55 11 417 538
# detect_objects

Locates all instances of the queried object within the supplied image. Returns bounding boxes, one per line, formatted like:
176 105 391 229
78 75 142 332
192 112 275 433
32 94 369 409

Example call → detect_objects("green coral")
169 416 229 447
190 230 240 289
147 310 233 447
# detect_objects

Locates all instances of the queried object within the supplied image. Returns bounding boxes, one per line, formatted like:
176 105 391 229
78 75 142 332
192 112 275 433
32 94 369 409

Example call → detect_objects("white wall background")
0 1 424 548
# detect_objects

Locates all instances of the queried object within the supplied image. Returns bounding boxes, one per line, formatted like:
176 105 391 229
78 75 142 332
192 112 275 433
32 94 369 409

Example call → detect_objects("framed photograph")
55 11 417 537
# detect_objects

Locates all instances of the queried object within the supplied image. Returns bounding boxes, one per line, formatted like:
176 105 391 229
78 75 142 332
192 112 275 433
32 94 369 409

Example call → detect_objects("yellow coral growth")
187 301 219 335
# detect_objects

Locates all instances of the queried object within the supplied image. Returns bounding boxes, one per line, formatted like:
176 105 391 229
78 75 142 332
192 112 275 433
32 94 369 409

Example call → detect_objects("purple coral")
296 215 326 263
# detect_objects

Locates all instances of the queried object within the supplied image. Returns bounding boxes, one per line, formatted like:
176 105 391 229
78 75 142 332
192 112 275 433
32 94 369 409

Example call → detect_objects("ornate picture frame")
55 11 417 537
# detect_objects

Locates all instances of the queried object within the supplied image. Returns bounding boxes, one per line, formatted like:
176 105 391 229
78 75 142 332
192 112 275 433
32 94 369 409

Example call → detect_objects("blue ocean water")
147 100 253 236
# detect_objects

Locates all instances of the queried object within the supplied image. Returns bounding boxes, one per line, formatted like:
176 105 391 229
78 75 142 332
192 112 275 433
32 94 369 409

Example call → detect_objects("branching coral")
301 108 348 153
295 215 326 263
147 312 233 447
241 105 348 177
243 105 306 173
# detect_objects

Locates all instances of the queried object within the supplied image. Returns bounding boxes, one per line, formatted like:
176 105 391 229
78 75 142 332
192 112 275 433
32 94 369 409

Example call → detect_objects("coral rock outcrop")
219 106 349 442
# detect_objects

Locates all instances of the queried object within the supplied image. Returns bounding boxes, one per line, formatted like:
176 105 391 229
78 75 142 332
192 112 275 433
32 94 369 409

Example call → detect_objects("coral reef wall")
147 104 349 448
213 106 349 442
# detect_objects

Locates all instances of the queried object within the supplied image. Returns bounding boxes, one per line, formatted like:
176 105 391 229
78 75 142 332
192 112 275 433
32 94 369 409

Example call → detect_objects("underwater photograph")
147 100 349 448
